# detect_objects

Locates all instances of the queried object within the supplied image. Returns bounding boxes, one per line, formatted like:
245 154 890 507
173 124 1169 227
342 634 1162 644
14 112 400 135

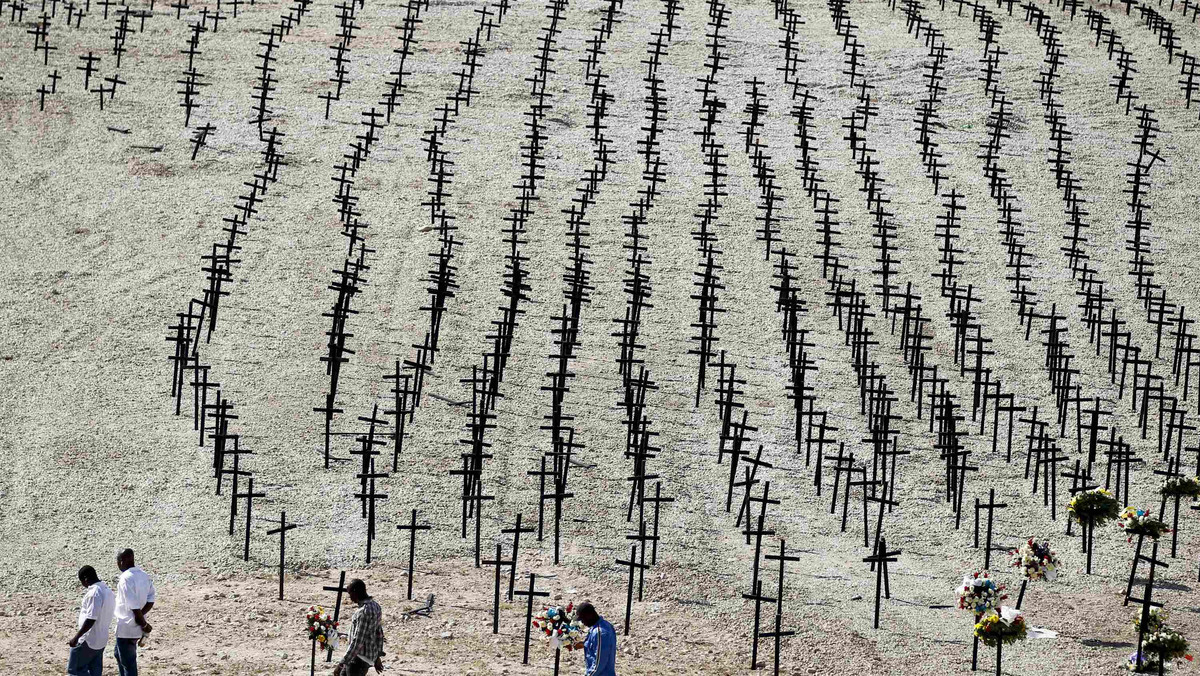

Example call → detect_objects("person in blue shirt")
577 602 617 676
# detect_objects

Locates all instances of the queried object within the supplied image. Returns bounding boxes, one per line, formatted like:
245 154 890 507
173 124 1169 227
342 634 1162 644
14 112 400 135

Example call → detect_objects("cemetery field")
1 0 1199 673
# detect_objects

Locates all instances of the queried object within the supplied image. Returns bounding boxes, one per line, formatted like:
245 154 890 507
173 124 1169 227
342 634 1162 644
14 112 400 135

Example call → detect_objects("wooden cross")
234 477 265 562
972 488 1007 569
861 537 899 630
354 458 388 564
265 510 297 600
322 571 348 663
481 544 513 634
642 482 673 565
467 489 495 568
501 513 535 600
1152 459 1186 558
395 509 431 600
222 450 251 536
616 544 648 636
1128 542 1167 672
527 457 555 540
866 481 898 571
1061 459 1097 537
741 578 776 670
625 520 657 601
514 572 549 665
762 540 799 676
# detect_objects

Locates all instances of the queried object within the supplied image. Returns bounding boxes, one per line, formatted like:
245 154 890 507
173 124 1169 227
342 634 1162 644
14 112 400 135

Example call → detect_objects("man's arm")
68 619 95 647
141 601 155 615
131 608 152 634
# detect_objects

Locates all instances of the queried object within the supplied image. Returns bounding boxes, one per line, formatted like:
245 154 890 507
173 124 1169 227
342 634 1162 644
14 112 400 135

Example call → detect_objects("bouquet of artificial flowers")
1131 607 1169 634
1009 538 1060 581
1160 475 1200 499
974 606 1027 647
957 571 1007 615
1067 488 1120 527
532 602 586 651
304 605 339 652
1117 507 1170 542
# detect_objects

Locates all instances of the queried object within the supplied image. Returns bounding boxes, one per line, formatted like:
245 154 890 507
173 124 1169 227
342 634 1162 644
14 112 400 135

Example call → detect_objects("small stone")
440 631 453 639
850 595 862 601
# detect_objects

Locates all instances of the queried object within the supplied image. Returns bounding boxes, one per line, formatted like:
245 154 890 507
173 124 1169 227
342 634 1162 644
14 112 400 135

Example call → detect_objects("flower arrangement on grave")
1117 507 1170 543
1009 538 1060 581
1143 628 1191 664
1160 475 1200 500
1067 488 1120 527
1125 651 1161 673
304 605 339 652
957 571 1007 615
1131 607 1170 634
1126 607 1194 672
973 606 1027 647
532 602 586 651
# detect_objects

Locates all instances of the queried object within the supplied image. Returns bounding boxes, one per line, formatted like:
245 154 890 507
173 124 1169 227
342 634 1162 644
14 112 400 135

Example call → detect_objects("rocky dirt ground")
1 0 1199 673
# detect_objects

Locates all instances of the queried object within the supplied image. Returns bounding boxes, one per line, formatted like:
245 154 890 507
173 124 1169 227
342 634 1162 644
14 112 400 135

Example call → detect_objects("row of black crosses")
1038 1 1200 452
318 0 364 120
317 0 506 467
455 0 566 582
1029 3 1200 488
161 0 326 600
533 0 625 573
1127 2 1200 122
317 0 430 469
909 0 1187 575
314 0 432 563
687 0 729 409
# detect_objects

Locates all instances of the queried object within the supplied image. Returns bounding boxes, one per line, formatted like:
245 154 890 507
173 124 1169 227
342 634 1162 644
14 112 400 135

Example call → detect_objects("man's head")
78 565 99 587
116 548 135 572
576 601 599 627
347 578 368 604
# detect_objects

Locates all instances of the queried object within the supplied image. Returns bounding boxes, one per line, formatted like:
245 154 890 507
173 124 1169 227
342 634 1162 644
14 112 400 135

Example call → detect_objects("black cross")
353 459 388 564
265 510 298 600
762 540 799 676
741 578 776 670
481 543 513 634
234 477 265 562
972 488 1007 569
625 520 657 601
395 509 432 600
616 544 648 636
514 572 549 665
322 571 348 663
501 513 535 600
861 537 899 629
642 482 673 565
1128 541 1168 673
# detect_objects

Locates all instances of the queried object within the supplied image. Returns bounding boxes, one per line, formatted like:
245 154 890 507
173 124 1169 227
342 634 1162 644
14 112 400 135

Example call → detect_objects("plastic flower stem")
310 634 316 676
1016 579 1026 610
995 640 1001 676
554 646 560 676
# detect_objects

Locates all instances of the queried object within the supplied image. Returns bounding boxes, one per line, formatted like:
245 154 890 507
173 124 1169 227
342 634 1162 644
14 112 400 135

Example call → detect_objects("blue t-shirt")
584 617 617 676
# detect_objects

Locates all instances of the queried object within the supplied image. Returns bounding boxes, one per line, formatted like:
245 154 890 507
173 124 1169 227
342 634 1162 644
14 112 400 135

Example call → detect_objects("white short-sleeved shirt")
77 581 115 650
114 567 157 639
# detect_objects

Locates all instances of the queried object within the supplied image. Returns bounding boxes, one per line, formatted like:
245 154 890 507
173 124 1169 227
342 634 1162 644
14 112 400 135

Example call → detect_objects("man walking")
577 602 617 676
68 565 114 676
114 548 156 676
333 579 385 676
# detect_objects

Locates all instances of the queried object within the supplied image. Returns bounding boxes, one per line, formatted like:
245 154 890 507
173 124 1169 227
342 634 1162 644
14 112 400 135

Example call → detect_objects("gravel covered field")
1 0 1199 673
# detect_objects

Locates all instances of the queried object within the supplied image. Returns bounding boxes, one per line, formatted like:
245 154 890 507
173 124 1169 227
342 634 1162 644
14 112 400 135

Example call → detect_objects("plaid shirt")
339 598 385 667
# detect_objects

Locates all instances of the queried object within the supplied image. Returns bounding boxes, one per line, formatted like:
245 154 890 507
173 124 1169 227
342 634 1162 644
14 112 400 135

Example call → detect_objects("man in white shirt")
113 548 156 676
68 565 114 676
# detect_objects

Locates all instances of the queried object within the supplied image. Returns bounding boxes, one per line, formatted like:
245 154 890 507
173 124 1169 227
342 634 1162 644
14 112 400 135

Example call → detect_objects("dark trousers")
67 643 104 676
114 638 139 676
346 658 371 676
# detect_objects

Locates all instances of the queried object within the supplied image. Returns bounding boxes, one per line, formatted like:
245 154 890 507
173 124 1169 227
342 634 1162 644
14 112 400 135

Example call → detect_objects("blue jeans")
114 638 138 676
68 643 103 676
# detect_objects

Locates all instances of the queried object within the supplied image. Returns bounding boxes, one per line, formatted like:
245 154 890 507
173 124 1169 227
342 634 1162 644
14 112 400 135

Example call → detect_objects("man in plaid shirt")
334 579 385 676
